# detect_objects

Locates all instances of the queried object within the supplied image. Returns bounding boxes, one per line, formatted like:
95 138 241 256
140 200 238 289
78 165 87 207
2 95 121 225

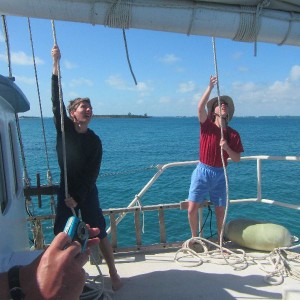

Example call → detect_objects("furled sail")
0 0 300 46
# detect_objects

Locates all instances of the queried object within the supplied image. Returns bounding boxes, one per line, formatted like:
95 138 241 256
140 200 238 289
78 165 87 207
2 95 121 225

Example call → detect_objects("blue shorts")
54 184 107 240
188 162 226 207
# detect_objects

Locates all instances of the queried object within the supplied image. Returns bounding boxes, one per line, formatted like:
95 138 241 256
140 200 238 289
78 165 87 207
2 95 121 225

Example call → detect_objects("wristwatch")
8 266 25 300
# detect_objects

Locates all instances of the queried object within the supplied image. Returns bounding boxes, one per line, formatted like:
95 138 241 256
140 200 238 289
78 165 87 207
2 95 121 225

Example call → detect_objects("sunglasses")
213 101 228 109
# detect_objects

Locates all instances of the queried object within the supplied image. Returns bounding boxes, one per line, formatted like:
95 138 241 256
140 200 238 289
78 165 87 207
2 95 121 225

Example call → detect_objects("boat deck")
84 244 300 300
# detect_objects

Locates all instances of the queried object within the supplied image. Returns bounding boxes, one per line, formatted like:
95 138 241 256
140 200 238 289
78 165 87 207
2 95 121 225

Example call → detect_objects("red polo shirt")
199 118 244 167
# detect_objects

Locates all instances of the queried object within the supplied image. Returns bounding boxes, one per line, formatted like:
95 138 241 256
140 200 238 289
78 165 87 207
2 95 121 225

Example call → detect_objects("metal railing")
26 155 300 252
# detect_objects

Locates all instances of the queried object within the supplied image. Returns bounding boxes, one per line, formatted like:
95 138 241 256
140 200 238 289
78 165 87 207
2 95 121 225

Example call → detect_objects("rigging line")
27 18 52 183
1 15 12 78
15 114 31 187
211 37 230 246
51 20 75 216
122 28 137 85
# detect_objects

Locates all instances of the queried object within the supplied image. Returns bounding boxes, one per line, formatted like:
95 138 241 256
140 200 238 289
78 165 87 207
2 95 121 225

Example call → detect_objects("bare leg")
99 237 123 291
215 206 225 244
187 201 200 238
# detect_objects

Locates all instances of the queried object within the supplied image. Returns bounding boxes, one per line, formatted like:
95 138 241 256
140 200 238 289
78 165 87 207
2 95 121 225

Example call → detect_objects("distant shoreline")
93 114 150 119
20 114 151 119
19 115 298 119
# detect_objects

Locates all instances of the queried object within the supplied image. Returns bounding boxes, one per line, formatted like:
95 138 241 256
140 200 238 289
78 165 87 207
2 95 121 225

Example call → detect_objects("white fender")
224 218 293 251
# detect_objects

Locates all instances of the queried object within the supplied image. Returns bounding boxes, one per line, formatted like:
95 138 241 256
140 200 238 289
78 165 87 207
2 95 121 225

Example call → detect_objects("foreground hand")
65 196 78 208
51 45 61 61
20 227 100 300
209 75 217 88
220 138 229 152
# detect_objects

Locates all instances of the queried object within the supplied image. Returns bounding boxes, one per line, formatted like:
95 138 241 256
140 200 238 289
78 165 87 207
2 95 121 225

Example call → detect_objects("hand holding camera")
63 216 89 252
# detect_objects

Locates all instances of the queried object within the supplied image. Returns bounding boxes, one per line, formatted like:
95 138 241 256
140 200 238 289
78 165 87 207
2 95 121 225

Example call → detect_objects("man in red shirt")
187 75 244 244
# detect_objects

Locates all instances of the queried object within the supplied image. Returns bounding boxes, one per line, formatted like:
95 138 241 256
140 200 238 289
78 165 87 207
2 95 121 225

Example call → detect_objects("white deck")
84 247 300 300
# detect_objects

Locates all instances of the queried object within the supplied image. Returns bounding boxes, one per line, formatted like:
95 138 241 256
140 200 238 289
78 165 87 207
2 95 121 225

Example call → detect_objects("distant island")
20 113 150 119
93 113 150 119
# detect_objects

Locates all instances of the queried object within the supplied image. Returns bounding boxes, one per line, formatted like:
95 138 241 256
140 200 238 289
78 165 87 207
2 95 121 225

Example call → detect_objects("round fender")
224 218 292 251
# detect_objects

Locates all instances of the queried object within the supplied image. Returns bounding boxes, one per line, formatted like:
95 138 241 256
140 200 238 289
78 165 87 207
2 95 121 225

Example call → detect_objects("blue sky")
0 16 299 117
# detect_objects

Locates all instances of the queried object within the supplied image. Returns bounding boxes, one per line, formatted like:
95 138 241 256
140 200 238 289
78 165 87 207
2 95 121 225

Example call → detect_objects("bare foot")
111 273 123 291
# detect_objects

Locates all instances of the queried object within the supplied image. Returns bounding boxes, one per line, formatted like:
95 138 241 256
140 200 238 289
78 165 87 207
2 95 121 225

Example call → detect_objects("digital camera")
64 216 89 252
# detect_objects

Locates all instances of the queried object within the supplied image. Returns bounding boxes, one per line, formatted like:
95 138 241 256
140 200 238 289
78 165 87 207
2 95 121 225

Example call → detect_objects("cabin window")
9 122 19 193
0 135 8 213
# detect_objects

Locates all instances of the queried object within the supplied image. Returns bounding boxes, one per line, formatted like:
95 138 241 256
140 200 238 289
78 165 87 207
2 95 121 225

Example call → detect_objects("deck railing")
26 155 300 252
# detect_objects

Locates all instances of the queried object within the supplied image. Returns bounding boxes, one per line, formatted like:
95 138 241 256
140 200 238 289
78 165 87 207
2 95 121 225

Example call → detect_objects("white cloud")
106 75 152 96
64 60 77 70
230 65 300 115
192 92 201 105
232 81 256 93
137 99 145 105
15 75 36 85
159 54 180 64
136 82 149 92
232 51 243 60
237 66 249 73
289 65 300 81
106 75 127 89
69 77 93 88
0 51 44 65
68 91 80 99
177 81 196 93
159 96 171 104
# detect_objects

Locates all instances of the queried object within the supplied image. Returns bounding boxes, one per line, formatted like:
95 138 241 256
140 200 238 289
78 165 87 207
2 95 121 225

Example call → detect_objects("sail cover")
0 0 299 46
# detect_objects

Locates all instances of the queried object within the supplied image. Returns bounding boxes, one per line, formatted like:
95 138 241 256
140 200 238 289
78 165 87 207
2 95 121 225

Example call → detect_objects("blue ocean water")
20 116 300 246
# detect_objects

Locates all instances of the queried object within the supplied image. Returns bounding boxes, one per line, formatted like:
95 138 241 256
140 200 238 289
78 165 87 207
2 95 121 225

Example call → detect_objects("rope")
80 250 114 300
105 1 137 84
15 114 31 187
211 37 230 246
51 20 75 216
1 15 13 78
187 6 196 36
175 237 248 270
278 12 294 46
233 6 256 43
122 28 137 85
105 0 131 29
175 237 300 285
27 18 53 183
254 0 271 56
232 0 271 56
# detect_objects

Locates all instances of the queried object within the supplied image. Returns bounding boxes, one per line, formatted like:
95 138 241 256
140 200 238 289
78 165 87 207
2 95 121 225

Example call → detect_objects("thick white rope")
175 237 300 285
80 249 114 300
51 20 75 216
211 37 230 247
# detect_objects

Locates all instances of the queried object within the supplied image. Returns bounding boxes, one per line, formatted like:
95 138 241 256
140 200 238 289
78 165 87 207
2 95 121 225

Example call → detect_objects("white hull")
0 76 31 272
0 0 300 46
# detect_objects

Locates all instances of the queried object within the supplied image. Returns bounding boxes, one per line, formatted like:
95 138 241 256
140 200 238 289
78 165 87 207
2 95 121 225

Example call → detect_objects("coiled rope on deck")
80 250 114 300
175 237 300 285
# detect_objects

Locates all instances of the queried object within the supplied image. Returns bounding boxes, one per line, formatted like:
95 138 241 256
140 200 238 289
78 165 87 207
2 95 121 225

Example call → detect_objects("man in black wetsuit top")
51 45 122 291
